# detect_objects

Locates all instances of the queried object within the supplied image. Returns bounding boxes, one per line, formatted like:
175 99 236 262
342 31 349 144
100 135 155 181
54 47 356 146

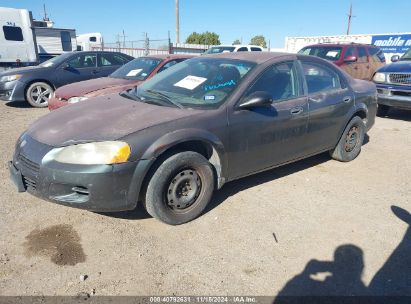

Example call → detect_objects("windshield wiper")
119 90 142 101
145 89 184 109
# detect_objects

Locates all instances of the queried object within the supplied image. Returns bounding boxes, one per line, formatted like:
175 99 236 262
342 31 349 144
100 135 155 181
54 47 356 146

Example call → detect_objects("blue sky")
4 0 411 47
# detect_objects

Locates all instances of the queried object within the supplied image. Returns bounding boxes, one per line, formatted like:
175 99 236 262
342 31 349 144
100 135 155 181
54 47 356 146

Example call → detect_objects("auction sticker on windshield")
126 69 143 77
174 75 207 90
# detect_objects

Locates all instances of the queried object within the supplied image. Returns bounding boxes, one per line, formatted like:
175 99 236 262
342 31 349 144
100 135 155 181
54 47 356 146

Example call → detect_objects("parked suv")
299 43 385 80
372 48 411 116
0 51 133 107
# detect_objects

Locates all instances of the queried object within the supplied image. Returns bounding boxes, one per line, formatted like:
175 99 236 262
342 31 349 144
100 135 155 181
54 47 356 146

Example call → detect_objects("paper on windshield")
126 69 143 77
174 75 207 90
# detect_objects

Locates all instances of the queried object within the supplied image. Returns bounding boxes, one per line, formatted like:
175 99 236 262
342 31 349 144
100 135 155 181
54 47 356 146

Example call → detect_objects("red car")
298 43 385 80
48 54 193 110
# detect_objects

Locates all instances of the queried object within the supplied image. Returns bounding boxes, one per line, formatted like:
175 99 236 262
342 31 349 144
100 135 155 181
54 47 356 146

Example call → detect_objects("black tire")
25 82 54 108
376 104 390 117
144 151 215 225
330 116 365 162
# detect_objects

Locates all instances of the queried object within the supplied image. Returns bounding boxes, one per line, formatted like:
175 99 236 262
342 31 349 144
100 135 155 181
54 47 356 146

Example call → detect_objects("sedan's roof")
201 52 295 64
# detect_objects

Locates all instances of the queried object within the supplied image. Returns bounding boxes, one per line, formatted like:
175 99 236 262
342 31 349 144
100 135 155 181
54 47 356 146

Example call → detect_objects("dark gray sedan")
9 52 377 225
0 51 133 107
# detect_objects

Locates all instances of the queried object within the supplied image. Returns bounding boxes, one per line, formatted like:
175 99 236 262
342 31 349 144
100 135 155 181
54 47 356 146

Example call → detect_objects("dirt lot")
0 100 410 297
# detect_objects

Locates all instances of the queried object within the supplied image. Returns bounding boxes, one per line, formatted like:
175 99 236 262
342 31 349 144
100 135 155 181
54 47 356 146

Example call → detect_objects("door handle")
343 96 352 103
290 106 304 115
309 97 322 103
92 70 99 74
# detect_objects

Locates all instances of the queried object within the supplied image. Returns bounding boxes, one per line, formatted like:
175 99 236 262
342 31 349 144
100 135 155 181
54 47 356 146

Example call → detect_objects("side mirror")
238 91 273 109
62 63 71 70
391 55 400 62
344 56 357 63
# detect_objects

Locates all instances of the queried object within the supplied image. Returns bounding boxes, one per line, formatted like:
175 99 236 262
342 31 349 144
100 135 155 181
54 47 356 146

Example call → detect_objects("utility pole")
43 4 49 21
346 2 355 35
176 0 180 45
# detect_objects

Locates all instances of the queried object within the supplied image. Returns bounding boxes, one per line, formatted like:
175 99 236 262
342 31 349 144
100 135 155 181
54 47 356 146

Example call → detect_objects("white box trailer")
0 7 77 70
34 27 77 59
0 7 37 66
285 33 411 63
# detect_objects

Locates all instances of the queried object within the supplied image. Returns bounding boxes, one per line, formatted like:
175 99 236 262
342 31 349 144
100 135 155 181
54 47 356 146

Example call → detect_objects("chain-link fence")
90 34 213 57
91 37 171 57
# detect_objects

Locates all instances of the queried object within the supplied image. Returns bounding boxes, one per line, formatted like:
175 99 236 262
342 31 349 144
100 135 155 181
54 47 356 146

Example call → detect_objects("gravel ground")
0 100 410 297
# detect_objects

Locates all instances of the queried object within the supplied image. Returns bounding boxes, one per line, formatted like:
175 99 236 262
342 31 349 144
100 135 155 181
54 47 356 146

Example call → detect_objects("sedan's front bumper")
376 83 411 110
9 135 152 212
0 80 26 102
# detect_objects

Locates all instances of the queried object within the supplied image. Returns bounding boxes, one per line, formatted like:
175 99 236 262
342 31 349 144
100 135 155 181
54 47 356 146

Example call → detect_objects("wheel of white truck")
26 82 54 108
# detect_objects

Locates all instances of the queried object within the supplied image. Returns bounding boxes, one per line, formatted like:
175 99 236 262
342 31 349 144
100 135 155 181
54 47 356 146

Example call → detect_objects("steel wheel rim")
166 169 202 211
30 85 51 105
345 126 360 152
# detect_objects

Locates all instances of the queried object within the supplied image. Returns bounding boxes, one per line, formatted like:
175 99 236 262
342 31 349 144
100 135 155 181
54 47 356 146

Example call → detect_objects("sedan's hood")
56 77 137 99
378 60 411 73
0 65 50 77
27 94 203 147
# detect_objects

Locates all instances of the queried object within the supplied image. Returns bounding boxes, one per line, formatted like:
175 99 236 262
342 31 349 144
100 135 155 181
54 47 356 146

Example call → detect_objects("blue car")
0 51 133 107
373 48 411 116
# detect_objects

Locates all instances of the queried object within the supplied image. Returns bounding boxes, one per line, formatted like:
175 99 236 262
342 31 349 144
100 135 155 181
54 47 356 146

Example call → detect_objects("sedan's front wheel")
144 151 215 225
26 82 54 108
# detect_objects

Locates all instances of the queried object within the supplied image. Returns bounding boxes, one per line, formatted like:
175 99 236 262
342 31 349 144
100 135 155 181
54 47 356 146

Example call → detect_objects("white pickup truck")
204 44 264 54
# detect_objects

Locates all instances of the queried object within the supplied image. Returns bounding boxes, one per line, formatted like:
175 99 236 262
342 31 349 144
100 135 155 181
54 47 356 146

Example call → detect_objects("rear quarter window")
368 47 386 63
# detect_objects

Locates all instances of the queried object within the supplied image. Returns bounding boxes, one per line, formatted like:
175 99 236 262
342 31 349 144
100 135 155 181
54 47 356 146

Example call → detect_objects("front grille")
392 91 411 97
23 176 37 191
389 73 411 85
18 154 40 175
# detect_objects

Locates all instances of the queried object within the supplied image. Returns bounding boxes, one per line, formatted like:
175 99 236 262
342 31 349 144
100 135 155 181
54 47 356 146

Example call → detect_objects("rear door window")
301 62 342 94
251 47 262 51
3 26 23 41
357 47 368 62
237 47 248 52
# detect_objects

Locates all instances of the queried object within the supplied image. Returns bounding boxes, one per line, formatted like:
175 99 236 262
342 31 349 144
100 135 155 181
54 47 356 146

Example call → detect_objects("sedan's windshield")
110 57 162 80
400 48 411 61
204 46 236 54
299 46 343 61
126 57 255 109
39 53 71 67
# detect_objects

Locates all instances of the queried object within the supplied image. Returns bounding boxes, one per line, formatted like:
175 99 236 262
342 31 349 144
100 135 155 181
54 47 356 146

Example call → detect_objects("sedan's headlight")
67 96 89 104
373 72 387 83
45 141 131 165
0 74 22 82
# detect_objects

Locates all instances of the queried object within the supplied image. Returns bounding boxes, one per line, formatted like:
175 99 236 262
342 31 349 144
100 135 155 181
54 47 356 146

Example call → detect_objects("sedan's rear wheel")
26 82 54 108
144 151 215 225
330 116 365 162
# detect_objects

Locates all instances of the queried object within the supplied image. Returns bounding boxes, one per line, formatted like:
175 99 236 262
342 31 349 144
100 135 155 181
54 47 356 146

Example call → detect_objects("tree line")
185 32 267 48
